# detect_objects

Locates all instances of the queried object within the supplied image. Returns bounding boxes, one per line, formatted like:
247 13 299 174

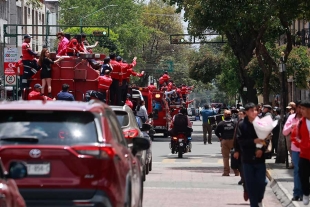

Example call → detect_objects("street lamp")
276 51 289 167
79 5 117 33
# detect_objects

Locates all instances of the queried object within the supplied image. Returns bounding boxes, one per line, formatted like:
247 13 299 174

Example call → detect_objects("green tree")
165 0 310 103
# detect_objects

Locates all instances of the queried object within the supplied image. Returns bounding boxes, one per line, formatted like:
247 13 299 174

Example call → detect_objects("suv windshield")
0 110 97 145
114 111 129 127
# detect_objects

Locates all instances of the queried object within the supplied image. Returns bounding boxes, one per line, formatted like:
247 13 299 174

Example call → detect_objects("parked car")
135 116 152 175
0 100 150 207
111 105 151 181
0 160 27 207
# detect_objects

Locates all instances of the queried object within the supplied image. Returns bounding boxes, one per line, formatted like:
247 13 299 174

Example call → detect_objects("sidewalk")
266 159 305 207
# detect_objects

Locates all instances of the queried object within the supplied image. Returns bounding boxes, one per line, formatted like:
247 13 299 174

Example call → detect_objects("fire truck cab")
151 90 171 138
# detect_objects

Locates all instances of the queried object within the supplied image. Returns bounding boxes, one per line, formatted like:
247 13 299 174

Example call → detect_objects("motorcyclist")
170 108 193 152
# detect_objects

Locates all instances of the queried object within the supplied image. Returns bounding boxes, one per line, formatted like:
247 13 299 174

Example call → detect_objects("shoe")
238 180 243 185
243 192 248 201
234 170 240 176
288 164 294 169
222 173 229 176
258 202 264 207
204 142 206 145
208 142 212 144
303 195 309 205
292 196 302 201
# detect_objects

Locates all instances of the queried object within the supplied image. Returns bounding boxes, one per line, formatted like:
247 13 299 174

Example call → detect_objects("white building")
0 0 60 76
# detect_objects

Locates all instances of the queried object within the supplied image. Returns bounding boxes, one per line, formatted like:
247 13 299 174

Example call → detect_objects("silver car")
111 105 152 181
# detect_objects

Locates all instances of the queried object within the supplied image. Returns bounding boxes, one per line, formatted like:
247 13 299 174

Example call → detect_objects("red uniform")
98 75 113 91
148 84 156 92
15 59 24 75
161 74 170 82
159 77 165 85
110 59 122 82
181 86 188 95
22 42 35 61
28 91 52 100
66 39 83 55
125 99 133 109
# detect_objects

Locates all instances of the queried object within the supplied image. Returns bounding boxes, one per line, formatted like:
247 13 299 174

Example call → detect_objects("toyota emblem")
29 149 41 158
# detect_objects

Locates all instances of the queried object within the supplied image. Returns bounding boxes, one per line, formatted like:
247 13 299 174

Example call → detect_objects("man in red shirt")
28 84 52 101
21 34 39 91
109 53 123 106
148 82 157 92
291 100 310 205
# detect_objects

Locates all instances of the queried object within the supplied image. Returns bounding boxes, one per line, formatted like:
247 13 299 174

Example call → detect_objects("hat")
286 106 292 109
34 83 42 89
24 34 32 39
263 104 272 109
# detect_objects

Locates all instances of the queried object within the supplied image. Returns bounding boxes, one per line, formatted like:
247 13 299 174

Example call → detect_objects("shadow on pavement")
158 154 222 159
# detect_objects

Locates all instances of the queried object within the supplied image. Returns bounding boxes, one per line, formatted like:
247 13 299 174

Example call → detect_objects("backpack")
173 114 188 132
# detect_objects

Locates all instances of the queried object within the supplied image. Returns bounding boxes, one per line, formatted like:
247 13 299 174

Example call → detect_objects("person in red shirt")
66 35 84 56
21 34 39 91
148 82 157 92
125 94 133 109
85 70 112 103
28 84 52 101
56 32 69 56
109 53 123 105
291 100 310 205
160 71 170 85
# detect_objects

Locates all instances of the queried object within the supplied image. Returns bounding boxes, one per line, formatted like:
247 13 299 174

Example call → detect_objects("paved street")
143 120 282 207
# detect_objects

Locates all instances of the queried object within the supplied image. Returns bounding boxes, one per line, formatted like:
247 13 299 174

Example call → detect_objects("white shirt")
136 105 148 121
306 119 310 132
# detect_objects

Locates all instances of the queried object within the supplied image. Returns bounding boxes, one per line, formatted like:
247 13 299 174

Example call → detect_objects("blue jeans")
243 163 266 207
292 151 303 197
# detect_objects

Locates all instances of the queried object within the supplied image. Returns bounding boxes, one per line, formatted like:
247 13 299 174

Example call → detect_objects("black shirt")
237 116 266 164
215 118 235 140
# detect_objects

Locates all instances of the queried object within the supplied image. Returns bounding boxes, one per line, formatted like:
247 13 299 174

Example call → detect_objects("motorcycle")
170 132 192 158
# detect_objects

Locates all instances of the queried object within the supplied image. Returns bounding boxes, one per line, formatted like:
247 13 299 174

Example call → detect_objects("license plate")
178 139 183 142
27 163 50 175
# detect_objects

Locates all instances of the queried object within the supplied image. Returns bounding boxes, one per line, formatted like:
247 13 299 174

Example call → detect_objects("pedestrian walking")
291 99 310 205
237 102 267 207
200 104 216 144
215 110 238 176
233 109 248 201
283 100 303 201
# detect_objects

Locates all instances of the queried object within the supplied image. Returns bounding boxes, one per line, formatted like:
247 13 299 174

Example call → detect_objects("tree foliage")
165 0 310 103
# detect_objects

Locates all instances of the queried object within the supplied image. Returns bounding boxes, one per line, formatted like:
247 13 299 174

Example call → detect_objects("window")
114 111 129 127
0 111 98 145
105 111 127 146
39 12 41 21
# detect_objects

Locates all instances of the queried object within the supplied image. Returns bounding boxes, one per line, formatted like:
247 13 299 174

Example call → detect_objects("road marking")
162 159 176 163
190 159 202 163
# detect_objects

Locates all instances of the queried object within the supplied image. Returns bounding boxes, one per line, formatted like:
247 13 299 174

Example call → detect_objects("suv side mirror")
6 161 27 179
141 123 151 131
132 137 150 156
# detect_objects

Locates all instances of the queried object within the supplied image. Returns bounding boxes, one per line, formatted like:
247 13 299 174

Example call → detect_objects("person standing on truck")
21 34 39 90
136 100 148 123
56 84 75 101
85 70 112 102
56 32 69 56
38 48 64 97
101 57 113 75
109 53 123 105
200 104 216 145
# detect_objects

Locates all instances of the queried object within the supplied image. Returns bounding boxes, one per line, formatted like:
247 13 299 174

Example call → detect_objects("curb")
266 164 300 207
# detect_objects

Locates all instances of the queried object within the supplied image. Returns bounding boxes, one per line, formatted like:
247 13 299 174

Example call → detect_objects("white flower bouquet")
253 116 278 148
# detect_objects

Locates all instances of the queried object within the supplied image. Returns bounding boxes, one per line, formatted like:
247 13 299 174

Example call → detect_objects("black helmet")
180 108 187 115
